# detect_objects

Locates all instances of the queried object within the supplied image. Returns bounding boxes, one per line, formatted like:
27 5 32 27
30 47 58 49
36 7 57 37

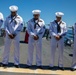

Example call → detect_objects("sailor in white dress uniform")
71 23 76 71
49 12 67 70
27 10 45 68
2 5 23 68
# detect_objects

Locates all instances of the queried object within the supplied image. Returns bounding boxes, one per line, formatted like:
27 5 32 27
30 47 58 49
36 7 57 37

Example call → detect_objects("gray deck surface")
0 32 75 75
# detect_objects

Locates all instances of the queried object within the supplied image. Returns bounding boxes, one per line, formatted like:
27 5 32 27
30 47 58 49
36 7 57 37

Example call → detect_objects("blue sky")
0 0 76 26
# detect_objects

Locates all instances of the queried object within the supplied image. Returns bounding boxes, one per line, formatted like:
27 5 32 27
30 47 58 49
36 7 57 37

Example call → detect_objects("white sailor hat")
9 5 18 12
32 10 41 15
0 12 4 20
55 12 64 17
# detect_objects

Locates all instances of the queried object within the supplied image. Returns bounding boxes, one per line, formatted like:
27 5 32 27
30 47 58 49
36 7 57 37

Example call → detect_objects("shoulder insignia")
17 16 20 19
39 20 42 22
62 22 65 24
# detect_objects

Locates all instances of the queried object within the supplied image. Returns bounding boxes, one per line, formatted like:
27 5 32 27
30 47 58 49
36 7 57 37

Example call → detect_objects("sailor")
2 5 23 68
0 12 4 36
71 23 76 71
26 10 45 68
49 12 67 70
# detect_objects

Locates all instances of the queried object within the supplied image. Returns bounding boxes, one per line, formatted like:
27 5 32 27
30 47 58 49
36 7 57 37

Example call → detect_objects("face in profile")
33 14 40 20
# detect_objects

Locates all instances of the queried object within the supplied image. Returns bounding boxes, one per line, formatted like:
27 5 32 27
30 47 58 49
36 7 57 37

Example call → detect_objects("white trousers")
2 34 20 65
50 37 64 67
27 37 42 66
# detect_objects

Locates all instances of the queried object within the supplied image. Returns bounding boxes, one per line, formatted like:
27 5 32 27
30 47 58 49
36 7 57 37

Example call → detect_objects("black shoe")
59 67 64 70
37 66 43 69
1 64 8 68
71 68 76 71
14 65 20 68
25 65 32 68
48 66 54 70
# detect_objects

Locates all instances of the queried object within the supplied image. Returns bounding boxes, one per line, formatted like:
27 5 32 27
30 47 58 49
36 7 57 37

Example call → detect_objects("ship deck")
0 32 75 75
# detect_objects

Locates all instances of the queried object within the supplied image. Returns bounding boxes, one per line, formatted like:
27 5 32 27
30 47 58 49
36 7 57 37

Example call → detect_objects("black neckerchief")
55 20 62 33
33 18 41 29
10 15 17 24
